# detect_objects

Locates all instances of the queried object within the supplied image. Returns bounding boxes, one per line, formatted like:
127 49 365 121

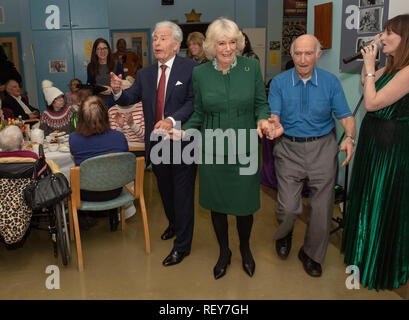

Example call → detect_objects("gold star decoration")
185 9 202 23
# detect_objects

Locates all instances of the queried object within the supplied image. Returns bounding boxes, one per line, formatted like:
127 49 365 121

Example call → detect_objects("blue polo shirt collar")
291 67 318 87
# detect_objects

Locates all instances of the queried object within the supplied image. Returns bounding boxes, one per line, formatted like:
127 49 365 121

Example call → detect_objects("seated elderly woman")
69 95 129 231
0 125 37 159
108 77 145 156
40 80 76 136
0 125 38 248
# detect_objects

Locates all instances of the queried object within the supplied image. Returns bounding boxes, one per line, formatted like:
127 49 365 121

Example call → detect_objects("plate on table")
50 131 66 138
58 145 70 153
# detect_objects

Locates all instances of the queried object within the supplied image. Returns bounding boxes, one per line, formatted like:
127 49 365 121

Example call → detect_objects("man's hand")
264 116 284 140
154 118 173 131
28 112 38 119
340 137 355 167
110 72 122 94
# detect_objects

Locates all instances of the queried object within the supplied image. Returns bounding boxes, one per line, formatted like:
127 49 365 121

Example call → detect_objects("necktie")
156 64 167 123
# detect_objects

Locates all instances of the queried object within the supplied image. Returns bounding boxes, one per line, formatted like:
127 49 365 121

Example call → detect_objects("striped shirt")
108 102 145 148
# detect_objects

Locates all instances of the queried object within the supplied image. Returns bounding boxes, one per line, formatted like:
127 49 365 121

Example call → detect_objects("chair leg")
72 207 84 272
67 196 74 241
139 196 150 254
120 206 125 231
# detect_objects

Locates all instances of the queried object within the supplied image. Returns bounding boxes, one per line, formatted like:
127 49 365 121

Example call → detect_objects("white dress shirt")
12 95 32 115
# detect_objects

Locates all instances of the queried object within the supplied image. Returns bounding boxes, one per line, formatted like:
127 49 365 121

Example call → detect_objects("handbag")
23 145 71 210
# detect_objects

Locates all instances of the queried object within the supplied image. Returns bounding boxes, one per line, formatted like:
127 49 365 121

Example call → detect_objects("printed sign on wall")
339 0 389 73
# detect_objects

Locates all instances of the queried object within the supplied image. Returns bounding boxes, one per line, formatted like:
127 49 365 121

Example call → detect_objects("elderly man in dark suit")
3 79 39 120
111 21 197 267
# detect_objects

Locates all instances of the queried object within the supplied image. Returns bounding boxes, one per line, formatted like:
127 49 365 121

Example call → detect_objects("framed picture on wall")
0 36 21 72
111 30 150 73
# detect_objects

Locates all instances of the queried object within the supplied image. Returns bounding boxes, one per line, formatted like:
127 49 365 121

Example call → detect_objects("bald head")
291 34 322 57
290 34 322 79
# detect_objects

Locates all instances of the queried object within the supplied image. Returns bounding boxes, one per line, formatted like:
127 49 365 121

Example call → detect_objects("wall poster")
339 0 389 73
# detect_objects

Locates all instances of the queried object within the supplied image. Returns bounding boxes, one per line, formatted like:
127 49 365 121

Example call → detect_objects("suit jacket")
3 93 39 120
115 55 197 160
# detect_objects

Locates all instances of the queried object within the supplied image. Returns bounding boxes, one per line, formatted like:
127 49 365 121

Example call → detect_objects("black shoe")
161 226 175 240
109 210 119 232
298 247 322 277
241 249 255 277
213 249 232 280
275 231 293 259
162 250 190 266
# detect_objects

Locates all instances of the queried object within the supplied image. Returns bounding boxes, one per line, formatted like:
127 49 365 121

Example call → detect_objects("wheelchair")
0 155 70 266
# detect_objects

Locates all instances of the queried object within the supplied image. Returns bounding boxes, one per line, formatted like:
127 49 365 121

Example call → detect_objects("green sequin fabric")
342 72 409 290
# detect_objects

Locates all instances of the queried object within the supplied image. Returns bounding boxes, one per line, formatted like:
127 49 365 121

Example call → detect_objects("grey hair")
5 79 19 89
152 21 183 53
0 125 23 151
203 17 245 61
290 35 322 57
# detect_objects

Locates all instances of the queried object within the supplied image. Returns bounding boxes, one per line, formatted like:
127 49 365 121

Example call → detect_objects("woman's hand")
361 43 379 74
167 128 185 141
114 112 125 127
100 85 112 95
124 113 134 127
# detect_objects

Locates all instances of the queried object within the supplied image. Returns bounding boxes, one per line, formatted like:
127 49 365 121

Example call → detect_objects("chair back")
79 152 136 191
0 157 37 178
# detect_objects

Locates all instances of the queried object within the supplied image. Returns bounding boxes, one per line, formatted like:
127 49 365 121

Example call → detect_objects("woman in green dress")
170 18 278 279
342 14 409 290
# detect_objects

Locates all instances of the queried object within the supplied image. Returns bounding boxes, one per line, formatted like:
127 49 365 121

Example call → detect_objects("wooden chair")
68 152 150 272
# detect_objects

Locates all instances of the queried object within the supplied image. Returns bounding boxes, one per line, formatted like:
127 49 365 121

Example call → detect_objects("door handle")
31 44 35 65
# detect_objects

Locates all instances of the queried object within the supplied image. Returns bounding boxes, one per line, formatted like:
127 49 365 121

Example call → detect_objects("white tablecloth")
45 150 136 219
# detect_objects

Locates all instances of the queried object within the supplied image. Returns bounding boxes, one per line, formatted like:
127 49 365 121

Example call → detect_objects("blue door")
32 30 74 110
69 0 108 29
30 0 71 30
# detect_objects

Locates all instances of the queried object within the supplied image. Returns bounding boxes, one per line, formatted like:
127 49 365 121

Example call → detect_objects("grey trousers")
273 133 338 264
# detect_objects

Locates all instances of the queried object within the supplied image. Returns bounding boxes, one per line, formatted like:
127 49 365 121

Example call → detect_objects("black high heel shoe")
213 249 232 280
241 249 255 277
109 210 119 232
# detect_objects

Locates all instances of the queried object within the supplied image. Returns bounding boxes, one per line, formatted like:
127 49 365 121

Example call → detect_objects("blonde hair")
203 18 245 61
187 32 206 61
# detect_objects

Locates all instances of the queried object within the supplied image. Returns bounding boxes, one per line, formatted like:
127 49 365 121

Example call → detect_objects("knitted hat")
42 80 64 106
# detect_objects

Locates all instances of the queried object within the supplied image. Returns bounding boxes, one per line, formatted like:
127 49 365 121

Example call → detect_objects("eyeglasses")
96 47 109 52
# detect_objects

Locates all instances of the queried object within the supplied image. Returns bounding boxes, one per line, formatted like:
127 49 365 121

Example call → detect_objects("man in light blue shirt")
268 34 356 277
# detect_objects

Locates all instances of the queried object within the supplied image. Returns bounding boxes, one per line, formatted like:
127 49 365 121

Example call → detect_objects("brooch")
244 66 250 72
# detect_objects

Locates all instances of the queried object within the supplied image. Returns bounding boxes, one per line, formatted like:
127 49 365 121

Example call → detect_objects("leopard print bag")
0 178 33 244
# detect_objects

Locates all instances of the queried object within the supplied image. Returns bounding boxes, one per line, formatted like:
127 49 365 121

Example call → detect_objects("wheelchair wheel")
55 202 69 266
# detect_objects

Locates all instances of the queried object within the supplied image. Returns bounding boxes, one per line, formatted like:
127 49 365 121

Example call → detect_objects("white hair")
0 125 23 151
290 35 322 57
203 17 245 61
152 21 183 53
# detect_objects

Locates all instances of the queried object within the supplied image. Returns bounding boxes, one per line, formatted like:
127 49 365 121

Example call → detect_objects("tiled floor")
0 171 405 300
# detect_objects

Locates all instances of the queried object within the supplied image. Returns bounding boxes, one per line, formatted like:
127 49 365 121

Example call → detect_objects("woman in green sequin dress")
342 14 409 290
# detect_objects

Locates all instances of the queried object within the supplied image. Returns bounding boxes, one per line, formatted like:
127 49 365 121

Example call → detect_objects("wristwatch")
345 136 355 144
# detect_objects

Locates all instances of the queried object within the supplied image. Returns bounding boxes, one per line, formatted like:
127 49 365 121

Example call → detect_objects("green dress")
342 72 409 290
182 56 270 216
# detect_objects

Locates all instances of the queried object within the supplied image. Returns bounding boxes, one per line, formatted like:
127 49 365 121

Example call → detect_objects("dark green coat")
183 56 270 215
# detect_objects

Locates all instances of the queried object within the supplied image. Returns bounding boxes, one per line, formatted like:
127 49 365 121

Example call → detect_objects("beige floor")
0 170 405 300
